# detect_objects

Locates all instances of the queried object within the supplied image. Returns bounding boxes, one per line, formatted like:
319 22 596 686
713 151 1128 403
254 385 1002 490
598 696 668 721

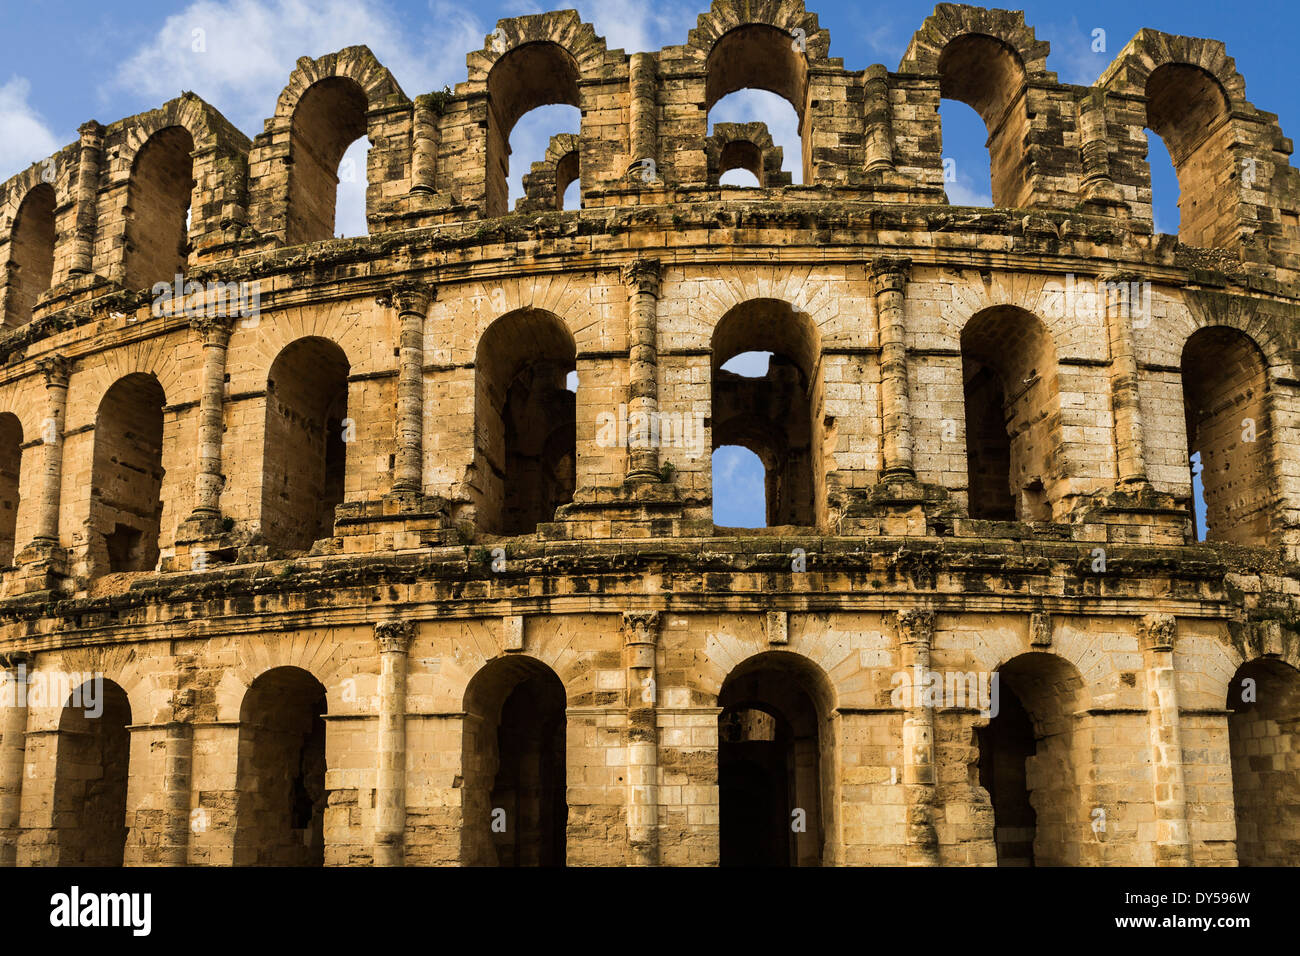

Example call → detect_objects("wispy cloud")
1040 17 1113 86
114 0 484 135
0 77 63 182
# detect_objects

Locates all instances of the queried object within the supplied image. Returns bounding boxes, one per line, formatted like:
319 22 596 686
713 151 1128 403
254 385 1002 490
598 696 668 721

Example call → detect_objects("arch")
123 125 195 292
486 42 581 218
960 306 1060 521
706 122 792 188
1181 326 1273 544
0 413 22 565
518 133 580 212
711 299 821 528
246 48 405 245
52 678 131 865
977 651 1086 866
718 651 834 866
472 309 576 535
260 337 351 552
1226 658 1300 864
460 655 567 866
937 34 1030 208
89 373 166 577
286 77 369 245
1098 31 1252 249
4 183 56 328
233 666 328 866
1145 64 1234 248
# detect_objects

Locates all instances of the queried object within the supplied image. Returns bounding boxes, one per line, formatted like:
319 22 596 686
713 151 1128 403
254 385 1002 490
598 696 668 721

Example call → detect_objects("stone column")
1104 270 1149 487
389 284 432 497
1137 613 1191 865
188 316 233 524
410 96 441 194
627 53 658 178
0 652 32 866
1079 90 1122 207
871 257 915 480
32 355 69 547
863 65 896 174
897 609 939 865
622 259 662 482
157 720 195 865
374 620 414 866
68 122 105 277
623 611 660 865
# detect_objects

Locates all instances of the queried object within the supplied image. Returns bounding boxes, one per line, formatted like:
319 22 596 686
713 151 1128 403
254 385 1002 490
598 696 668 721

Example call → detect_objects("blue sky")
2 0 1285 528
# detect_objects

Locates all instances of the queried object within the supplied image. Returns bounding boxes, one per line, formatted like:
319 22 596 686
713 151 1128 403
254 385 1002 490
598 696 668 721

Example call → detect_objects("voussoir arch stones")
1097 29 1247 107
462 10 611 87
897 2 1054 80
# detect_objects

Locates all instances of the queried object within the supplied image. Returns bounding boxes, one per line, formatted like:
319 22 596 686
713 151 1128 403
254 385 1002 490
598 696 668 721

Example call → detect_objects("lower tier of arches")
0 609 1296 866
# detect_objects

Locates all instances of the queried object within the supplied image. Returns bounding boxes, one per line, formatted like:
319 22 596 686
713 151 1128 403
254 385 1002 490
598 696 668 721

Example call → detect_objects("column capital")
896 608 935 646
189 313 235 345
1137 613 1176 652
36 355 70 388
622 611 661 645
77 120 106 143
869 255 911 295
380 281 435 316
621 258 661 298
374 620 415 654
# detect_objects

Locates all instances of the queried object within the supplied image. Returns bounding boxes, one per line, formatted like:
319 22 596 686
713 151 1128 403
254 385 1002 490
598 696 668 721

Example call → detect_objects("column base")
539 482 711 541
8 540 70 596
834 478 957 536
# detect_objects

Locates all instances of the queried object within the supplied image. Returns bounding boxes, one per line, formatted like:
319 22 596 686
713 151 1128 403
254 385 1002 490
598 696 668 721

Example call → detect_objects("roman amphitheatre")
0 1 1296 866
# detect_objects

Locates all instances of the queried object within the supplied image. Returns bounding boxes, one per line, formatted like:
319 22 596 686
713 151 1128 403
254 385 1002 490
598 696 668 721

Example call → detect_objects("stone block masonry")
0 1 1296 867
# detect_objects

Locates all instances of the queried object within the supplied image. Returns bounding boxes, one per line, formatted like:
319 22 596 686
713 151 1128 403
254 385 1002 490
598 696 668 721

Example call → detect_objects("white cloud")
946 180 994 208
0 77 63 183
115 0 485 135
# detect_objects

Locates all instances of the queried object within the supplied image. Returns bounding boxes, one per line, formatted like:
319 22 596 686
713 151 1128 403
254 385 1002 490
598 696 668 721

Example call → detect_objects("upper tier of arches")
2 1 1298 333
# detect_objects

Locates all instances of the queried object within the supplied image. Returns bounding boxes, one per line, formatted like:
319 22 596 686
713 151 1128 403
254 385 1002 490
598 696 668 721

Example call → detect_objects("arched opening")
53 679 131 865
1145 126 1180 236
89 373 165 577
937 34 1029 208
124 125 194 291
4 183 56 327
0 413 21 565
287 77 369 244
554 149 579 210
961 306 1059 521
711 446 767 528
710 92 802 185
1226 659 1300 865
234 667 328 866
487 43 581 217
711 300 819 529
705 26 808 183
718 652 832 866
473 309 576 535
937 98 994 206
1145 64 1235 249
261 337 350 552
977 652 1085 866
719 139 764 185
1181 327 1272 544
461 656 567 866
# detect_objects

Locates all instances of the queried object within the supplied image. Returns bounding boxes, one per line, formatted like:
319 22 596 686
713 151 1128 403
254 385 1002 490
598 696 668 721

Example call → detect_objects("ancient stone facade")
0 1 1297 867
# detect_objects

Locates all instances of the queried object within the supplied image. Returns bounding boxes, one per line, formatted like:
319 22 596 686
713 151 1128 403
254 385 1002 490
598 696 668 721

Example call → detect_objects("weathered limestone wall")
0 1 1296 867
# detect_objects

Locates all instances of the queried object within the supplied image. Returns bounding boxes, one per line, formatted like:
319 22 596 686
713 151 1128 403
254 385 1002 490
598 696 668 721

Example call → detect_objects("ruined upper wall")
0 0 1298 334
